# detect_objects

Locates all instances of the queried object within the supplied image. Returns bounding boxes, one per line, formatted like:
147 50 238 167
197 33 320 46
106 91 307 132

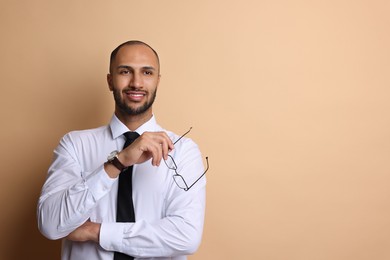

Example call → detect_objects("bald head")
109 40 160 73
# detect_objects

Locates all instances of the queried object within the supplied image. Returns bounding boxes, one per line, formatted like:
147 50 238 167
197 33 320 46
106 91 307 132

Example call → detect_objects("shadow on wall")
3 186 61 259
2 80 109 259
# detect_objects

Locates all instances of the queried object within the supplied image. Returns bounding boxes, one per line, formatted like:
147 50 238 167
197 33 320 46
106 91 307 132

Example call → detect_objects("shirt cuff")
85 165 117 201
100 222 131 252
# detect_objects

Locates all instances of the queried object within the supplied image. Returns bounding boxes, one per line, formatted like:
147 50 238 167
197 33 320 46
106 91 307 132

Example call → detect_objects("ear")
107 74 113 91
156 74 161 88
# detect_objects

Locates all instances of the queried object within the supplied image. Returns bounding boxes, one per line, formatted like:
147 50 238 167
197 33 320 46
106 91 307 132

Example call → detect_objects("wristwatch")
107 150 127 171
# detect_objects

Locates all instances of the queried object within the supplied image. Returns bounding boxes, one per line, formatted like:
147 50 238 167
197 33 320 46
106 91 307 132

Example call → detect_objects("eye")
119 69 130 75
144 70 153 75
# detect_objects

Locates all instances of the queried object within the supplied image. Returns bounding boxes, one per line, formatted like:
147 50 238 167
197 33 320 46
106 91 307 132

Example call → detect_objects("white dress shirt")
37 115 206 260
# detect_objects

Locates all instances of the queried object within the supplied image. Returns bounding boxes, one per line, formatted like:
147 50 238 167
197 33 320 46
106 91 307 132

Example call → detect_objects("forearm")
99 188 206 258
100 219 201 257
38 184 94 239
38 165 115 239
66 221 101 243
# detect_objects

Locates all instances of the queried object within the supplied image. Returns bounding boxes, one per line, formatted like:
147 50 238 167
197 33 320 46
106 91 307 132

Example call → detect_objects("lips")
124 90 146 102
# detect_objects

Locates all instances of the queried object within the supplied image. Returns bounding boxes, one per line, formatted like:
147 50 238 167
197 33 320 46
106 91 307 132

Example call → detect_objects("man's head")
107 41 161 121
109 40 160 74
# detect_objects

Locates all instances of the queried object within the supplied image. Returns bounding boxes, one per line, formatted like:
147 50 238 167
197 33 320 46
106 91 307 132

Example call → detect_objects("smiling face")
107 43 160 124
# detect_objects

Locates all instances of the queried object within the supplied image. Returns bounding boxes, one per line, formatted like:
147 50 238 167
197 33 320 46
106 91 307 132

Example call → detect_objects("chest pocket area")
132 162 172 220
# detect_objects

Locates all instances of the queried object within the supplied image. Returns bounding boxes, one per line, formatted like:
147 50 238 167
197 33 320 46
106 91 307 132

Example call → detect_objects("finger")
164 132 175 151
133 132 174 166
158 138 169 161
151 142 163 166
143 139 162 166
147 132 170 163
162 143 169 160
158 132 174 158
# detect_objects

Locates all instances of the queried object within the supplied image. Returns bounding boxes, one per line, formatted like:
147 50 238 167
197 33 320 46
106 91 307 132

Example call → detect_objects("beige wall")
1 1 390 259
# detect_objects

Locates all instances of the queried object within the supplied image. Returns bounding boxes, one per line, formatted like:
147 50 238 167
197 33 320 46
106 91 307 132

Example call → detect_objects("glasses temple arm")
173 127 193 145
186 157 209 191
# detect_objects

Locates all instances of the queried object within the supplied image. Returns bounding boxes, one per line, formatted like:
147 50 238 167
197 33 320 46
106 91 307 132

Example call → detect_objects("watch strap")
109 155 127 171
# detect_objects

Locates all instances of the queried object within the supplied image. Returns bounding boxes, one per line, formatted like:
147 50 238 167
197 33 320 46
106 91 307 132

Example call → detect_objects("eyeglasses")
164 127 209 191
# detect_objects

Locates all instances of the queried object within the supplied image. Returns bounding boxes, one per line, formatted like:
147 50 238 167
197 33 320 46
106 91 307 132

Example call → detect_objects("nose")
130 71 143 88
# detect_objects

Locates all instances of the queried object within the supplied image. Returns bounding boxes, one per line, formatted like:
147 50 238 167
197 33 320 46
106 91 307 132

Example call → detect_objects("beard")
114 87 157 116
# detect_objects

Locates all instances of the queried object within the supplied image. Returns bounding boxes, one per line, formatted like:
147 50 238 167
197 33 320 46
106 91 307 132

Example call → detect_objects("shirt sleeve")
99 139 207 258
37 132 116 240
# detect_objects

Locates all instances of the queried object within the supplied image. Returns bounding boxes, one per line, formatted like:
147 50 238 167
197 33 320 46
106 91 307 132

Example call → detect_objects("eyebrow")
116 65 157 71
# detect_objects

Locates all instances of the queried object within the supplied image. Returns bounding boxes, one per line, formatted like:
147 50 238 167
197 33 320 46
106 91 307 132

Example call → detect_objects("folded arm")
37 133 115 239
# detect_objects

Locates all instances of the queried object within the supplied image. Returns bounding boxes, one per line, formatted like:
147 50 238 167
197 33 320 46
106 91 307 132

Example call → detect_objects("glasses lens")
173 175 188 190
164 156 177 170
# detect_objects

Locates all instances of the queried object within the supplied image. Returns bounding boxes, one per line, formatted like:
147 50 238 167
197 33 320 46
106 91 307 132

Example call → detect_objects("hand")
66 220 100 243
119 131 174 167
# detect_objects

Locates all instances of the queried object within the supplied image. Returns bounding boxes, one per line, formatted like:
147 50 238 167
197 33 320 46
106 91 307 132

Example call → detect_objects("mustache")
122 87 147 93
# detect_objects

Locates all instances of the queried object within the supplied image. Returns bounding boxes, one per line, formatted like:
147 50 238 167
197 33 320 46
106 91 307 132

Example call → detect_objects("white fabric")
37 115 206 260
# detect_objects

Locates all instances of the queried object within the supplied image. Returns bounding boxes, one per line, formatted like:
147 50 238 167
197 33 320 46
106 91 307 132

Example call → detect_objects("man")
37 40 206 260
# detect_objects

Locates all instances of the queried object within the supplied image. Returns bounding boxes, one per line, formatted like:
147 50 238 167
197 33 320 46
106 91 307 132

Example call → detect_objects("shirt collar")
109 114 161 139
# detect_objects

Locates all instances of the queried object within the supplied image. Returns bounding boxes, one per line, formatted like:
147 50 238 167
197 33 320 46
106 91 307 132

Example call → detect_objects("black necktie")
114 131 139 260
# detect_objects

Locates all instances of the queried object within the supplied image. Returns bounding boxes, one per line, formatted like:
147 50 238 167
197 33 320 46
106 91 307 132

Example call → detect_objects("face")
107 44 160 118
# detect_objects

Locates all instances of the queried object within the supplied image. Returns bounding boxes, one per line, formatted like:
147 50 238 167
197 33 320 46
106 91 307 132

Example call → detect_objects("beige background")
1 0 390 259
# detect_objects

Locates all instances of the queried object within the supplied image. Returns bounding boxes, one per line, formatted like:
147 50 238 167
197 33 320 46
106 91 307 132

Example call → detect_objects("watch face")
108 150 119 161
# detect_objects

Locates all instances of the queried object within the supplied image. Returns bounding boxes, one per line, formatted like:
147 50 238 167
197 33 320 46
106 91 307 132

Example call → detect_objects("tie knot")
123 131 140 148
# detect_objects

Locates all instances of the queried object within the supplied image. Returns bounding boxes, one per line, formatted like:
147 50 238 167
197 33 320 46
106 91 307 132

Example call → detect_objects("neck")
115 109 153 131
